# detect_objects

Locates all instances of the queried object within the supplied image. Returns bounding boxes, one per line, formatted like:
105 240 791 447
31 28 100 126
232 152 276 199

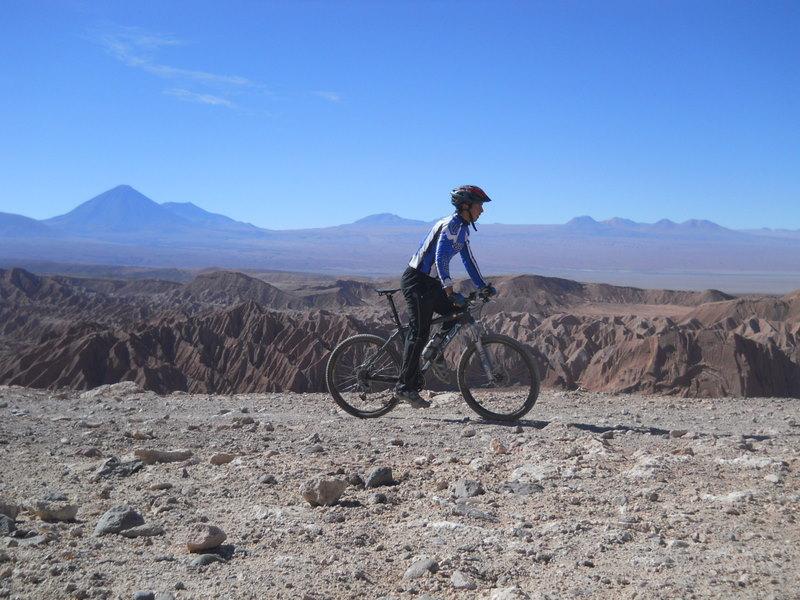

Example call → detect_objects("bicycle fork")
466 324 497 385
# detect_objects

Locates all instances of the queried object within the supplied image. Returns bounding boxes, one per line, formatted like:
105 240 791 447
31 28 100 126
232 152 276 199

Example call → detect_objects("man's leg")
432 286 459 332
398 280 435 391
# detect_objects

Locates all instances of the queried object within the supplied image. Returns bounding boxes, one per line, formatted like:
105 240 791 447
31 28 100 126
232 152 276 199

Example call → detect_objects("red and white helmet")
451 185 492 207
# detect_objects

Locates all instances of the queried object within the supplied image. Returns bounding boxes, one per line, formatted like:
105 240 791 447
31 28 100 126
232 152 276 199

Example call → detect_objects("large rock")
94 505 145 536
31 491 78 522
299 476 348 507
186 524 227 553
134 449 193 465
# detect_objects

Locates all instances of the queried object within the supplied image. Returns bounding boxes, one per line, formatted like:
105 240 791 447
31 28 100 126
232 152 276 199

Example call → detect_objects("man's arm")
435 224 456 293
460 239 487 289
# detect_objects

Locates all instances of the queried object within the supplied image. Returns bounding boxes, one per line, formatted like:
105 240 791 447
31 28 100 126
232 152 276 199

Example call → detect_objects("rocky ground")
0 383 798 600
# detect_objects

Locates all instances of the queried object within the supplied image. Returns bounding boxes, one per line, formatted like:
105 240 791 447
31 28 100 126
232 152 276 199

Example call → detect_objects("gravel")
0 386 797 598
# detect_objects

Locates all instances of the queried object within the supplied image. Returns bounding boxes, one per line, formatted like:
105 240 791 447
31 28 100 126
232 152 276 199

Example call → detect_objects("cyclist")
394 185 497 408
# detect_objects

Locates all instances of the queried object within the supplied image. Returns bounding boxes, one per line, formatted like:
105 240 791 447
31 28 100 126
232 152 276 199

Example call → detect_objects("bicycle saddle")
376 288 401 296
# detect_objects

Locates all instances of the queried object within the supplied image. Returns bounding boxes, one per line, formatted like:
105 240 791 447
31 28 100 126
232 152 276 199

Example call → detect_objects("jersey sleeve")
435 227 454 288
460 239 487 288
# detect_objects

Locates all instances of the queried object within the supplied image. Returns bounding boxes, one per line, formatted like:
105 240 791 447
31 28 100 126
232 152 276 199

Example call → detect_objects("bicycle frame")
365 293 493 386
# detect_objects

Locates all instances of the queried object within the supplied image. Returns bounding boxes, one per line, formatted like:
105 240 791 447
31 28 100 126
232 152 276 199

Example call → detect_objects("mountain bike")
325 286 540 421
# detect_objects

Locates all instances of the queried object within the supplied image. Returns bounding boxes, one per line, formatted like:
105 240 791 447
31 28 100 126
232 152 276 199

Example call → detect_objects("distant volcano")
44 185 189 234
348 213 429 227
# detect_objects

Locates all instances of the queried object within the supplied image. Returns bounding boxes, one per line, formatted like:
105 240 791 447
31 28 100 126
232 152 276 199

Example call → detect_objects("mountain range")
2 185 800 293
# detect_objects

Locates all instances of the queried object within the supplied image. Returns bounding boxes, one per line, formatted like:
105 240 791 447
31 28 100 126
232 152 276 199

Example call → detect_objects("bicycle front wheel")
457 334 540 421
326 334 400 418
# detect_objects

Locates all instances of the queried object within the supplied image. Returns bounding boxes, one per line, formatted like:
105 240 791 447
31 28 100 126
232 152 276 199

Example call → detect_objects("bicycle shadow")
433 416 672 437
420 416 772 441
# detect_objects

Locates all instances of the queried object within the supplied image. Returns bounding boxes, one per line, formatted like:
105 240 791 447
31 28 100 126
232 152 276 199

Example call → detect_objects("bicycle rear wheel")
326 334 400 418
457 334 540 421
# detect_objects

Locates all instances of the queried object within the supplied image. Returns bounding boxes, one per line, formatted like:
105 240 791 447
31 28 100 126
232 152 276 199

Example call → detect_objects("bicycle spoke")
328 335 401 416
461 338 537 419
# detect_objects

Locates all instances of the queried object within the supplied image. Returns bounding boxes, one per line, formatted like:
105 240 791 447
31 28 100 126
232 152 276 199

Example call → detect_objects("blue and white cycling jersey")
408 213 487 289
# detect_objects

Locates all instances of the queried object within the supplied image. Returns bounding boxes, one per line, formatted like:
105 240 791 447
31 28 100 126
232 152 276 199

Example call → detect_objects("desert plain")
0 383 798 600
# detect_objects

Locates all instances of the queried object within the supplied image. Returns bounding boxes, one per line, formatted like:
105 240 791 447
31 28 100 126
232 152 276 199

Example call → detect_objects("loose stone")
299 476 348 507
365 466 394 488
451 570 477 590
489 438 509 454
0 499 19 520
94 506 145 536
31 491 79 522
209 453 236 465
191 553 227 567
489 587 530 599
134 449 193 465
186 524 227 552
119 524 165 538
403 557 439 580
452 479 484 499
0 515 15 537
90 456 144 481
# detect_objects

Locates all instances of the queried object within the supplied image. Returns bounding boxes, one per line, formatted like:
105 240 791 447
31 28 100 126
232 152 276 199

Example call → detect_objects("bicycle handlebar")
464 286 496 307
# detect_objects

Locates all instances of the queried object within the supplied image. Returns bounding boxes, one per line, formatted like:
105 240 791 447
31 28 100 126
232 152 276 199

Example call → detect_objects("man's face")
468 202 484 222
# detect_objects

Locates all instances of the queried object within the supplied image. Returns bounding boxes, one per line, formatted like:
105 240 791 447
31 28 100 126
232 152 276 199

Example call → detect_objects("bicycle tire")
326 334 401 418
457 334 540 422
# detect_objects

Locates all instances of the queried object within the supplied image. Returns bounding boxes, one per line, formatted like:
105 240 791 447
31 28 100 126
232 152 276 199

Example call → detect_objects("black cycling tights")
397 267 458 391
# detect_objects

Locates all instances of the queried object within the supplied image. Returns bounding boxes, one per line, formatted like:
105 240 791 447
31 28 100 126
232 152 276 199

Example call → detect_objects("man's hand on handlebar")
450 292 467 309
479 284 497 299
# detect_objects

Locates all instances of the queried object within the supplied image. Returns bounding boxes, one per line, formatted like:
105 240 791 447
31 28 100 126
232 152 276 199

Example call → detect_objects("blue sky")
1 1 798 229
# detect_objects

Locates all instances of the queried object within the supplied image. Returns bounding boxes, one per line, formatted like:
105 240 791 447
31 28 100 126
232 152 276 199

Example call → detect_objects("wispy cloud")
91 26 257 109
164 88 237 108
91 26 344 112
313 91 343 103
97 27 254 88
